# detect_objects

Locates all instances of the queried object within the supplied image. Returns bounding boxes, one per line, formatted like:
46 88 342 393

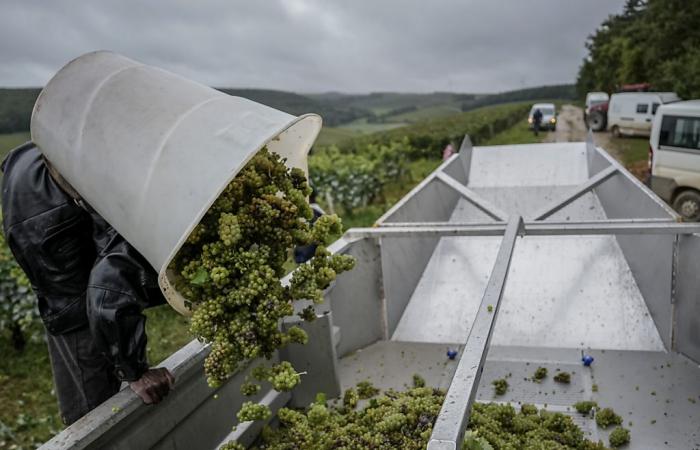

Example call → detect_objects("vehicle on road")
650 100 700 221
528 103 556 131
584 91 608 126
607 92 680 138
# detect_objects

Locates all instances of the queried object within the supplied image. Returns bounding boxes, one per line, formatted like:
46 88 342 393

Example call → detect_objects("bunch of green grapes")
171 149 354 390
223 383 614 450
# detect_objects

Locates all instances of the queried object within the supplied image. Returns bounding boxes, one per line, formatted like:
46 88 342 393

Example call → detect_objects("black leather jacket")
2 143 165 381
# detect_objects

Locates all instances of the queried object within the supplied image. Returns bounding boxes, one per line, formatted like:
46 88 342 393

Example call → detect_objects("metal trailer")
41 135 700 450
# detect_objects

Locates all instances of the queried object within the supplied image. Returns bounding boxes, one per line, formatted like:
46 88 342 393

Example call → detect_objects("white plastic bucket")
31 51 322 315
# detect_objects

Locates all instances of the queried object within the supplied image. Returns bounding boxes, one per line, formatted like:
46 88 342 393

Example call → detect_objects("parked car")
584 92 609 125
607 92 680 137
528 103 556 131
649 100 700 220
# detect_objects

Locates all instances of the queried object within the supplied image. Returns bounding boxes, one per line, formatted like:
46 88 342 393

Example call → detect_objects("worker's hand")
129 368 175 404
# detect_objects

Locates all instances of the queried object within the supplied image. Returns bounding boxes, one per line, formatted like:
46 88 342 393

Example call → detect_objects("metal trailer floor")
337 341 700 449
391 231 665 351
393 145 664 351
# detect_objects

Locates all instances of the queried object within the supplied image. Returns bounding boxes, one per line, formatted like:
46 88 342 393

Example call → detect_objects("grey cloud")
0 0 624 93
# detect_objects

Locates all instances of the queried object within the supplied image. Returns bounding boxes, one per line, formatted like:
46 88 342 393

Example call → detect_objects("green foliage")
309 139 408 211
310 103 529 213
577 0 700 99
0 89 40 134
462 84 576 111
339 102 530 157
0 223 39 350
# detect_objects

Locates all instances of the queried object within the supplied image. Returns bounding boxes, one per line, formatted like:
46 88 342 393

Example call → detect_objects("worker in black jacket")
1 142 174 425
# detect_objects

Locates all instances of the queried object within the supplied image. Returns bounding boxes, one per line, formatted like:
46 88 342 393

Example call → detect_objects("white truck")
650 100 700 220
607 91 680 137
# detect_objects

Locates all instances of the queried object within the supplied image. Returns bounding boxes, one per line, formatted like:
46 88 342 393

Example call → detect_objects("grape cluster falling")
171 148 355 393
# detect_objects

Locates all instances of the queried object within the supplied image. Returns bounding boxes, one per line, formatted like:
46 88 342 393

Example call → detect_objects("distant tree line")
460 84 576 112
217 88 369 127
0 88 40 134
366 105 418 123
0 87 370 134
576 0 700 99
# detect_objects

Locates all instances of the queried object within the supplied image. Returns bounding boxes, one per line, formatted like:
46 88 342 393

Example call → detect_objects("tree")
576 0 700 100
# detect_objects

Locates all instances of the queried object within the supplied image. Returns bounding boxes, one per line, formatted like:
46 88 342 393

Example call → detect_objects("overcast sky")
0 0 625 93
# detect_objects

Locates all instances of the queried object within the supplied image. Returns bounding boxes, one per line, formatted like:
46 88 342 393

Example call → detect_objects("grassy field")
0 132 30 160
387 103 463 123
314 127 360 147
606 135 649 166
337 117 408 134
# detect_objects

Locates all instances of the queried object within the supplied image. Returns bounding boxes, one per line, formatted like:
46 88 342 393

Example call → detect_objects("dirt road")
544 104 648 179
545 104 613 149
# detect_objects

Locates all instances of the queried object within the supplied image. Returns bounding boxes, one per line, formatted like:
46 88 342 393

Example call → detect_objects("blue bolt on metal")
447 348 458 360
581 352 594 367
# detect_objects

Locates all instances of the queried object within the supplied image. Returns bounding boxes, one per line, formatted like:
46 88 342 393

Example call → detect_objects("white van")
650 100 700 220
608 92 680 137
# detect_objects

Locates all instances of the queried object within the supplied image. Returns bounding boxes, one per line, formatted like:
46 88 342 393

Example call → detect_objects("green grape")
241 381 261 396
553 371 571 383
492 378 508 396
307 403 330 426
237 401 271 422
413 373 426 388
218 213 242 246
574 401 598 415
609 426 631 447
343 388 359 409
244 383 610 450
298 305 317 322
533 366 547 382
286 326 308 345
356 380 379 399
595 407 622 428
268 361 301 392
169 148 356 421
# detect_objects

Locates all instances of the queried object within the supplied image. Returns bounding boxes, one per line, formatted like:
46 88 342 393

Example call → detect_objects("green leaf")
190 267 210 286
